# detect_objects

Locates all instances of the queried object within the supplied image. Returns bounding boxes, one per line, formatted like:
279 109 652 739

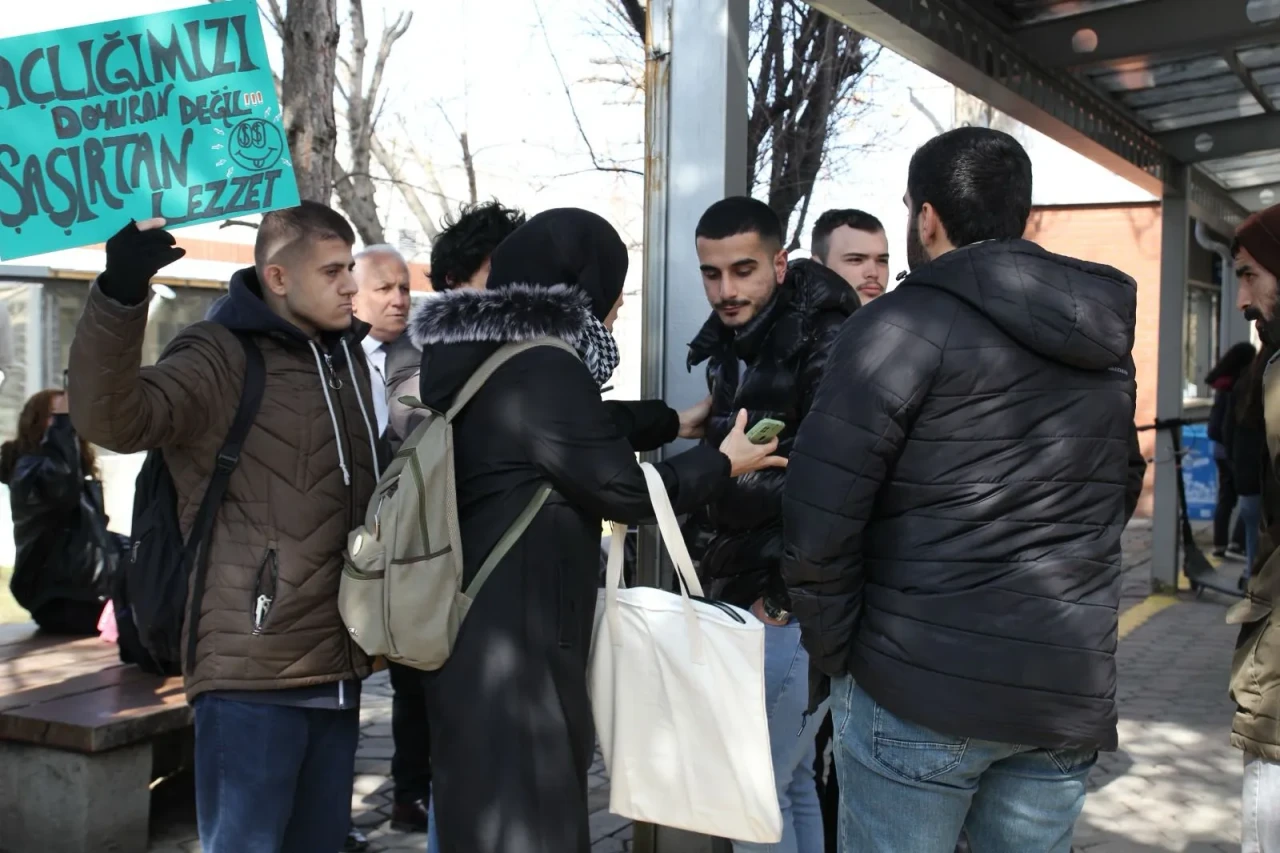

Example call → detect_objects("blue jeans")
428 798 438 851
1241 494 1263 578
830 676 1096 853
193 694 360 853
733 620 825 853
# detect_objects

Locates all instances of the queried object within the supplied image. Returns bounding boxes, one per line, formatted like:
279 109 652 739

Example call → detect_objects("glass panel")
1184 283 1220 404
0 283 32 443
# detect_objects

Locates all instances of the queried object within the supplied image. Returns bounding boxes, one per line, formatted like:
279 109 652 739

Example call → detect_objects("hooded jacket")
2 415 113 615
783 239 1146 752
687 259 857 608
69 269 378 701
406 282 730 853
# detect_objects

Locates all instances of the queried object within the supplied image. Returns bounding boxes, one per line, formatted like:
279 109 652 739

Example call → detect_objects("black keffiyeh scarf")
576 310 620 388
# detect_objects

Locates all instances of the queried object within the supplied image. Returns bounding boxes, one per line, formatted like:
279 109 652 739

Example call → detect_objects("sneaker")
1213 548 1228 558
343 826 370 853
1226 545 1247 560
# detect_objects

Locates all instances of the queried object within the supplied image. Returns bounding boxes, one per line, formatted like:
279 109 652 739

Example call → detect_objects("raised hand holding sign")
0 0 300 261
100 219 187 306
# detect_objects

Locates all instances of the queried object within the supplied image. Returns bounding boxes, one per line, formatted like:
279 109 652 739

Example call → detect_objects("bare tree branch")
219 219 261 230
371 135 441 242
909 87 947 135
535 0 644 178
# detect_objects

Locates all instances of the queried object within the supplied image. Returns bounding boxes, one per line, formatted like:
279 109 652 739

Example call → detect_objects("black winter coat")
2 415 112 614
783 239 1146 753
688 260 857 608
407 283 730 853
1225 388 1267 497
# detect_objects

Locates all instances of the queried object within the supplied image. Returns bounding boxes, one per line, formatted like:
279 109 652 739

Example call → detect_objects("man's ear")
260 264 288 297
774 247 789 285
919 202 948 250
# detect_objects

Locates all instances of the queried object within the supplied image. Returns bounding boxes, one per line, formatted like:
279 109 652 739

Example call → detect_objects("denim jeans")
830 676 1095 853
1241 494 1263 579
1243 754 1280 852
193 694 360 853
428 798 439 851
733 620 825 853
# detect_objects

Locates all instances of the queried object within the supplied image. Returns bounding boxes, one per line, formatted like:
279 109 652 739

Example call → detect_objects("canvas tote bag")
589 462 782 843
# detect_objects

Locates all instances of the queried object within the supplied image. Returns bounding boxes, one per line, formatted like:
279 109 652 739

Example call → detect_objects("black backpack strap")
184 331 267 667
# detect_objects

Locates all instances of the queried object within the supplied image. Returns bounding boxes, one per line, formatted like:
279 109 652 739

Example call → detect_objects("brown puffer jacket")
69 270 378 700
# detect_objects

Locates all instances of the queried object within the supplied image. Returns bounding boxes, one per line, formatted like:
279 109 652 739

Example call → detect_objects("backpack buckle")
215 451 240 473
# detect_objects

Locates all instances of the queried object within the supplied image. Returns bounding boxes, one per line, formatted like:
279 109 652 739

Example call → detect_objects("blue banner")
0 1 300 260
1181 423 1217 522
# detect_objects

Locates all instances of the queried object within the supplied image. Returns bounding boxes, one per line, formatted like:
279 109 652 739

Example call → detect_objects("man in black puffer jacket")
689 196 857 853
783 127 1146 853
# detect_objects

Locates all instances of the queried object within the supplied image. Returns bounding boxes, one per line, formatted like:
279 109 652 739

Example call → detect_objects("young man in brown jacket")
68 203 380 853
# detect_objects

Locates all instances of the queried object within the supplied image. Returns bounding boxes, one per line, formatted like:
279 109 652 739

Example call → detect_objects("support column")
1152 165 1190 591
636 2 747 852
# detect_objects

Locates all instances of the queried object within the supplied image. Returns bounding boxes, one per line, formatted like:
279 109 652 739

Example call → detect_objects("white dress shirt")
362 335 390 436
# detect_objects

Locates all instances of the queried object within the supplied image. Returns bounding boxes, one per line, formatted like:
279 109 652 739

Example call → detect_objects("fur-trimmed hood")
409 283 600 413
410 283 595 349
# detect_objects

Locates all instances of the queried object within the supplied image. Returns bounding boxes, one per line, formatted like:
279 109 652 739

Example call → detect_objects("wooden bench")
0 623 191 853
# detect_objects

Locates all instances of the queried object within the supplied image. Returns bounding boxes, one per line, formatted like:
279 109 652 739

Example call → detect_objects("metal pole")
1152 165 1190 591
636 1 748 850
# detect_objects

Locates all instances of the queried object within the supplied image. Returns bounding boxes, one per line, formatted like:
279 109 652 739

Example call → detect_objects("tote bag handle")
602 463 707 663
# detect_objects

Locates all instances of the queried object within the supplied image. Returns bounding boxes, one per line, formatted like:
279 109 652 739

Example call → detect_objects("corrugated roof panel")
1201 151 1280 189
1136 93 1264 131
989 0 1150 25
1089 55 1232 94
1238 45 1280 70
1115 74 1246 109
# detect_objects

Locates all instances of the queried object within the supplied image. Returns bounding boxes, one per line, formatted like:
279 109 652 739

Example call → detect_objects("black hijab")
486 208 629 321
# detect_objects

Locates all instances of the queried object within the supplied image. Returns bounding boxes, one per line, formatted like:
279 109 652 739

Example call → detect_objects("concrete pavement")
148 522 1250 852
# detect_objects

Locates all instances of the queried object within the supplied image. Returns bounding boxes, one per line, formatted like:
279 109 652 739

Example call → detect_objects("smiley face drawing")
228 118 284 172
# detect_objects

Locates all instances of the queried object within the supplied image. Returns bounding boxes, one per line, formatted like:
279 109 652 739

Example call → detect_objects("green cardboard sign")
0 0 300 261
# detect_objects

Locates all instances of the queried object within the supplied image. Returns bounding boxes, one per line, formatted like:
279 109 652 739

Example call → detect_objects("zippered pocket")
251 547 280 635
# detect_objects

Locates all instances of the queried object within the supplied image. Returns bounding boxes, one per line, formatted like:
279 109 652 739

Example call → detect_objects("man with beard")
783 127 1146 851
688 196 858 852
1228 203 1280 852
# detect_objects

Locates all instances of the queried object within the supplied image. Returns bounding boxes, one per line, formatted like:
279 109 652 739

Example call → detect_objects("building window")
1184 280 1220 404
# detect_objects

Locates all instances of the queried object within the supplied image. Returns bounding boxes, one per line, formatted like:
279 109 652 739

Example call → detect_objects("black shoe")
1240 574 1250 591
1213 547 1228 558
391 798 430 833
343 826 370 853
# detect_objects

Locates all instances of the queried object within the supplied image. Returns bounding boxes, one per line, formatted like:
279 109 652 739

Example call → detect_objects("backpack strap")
446 337 578 422
448 337 578 598
184 332 267 666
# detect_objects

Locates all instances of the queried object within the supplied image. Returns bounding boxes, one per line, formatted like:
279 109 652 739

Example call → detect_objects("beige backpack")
338 337 578 670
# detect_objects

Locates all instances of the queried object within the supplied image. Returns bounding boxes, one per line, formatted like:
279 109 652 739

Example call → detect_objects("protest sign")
0 0 300 261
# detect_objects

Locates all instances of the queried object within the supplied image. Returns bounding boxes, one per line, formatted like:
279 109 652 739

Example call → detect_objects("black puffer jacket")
2 415 112 614
688 260 857 608
783 239 1146 752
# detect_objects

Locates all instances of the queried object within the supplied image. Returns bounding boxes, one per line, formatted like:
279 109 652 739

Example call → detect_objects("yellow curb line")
1118 593 1180 641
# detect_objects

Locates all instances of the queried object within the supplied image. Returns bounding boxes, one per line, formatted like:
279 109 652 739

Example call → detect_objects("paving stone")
146 522 1245 853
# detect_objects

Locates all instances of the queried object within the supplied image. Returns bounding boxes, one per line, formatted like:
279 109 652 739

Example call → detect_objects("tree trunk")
281 0 340 203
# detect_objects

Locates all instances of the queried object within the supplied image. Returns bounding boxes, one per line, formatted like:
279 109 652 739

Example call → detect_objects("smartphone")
745 418 786 445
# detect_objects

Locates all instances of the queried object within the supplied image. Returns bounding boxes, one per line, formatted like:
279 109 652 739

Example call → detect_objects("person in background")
1 388 115 634
429 201 527 292
688 196 857 853
784 127 1145 852
1228 201 1280 852
406 208 785 853
342 244 425 853
1209 342 1257 561
1227 345 1268 590
810 209 891 304
69 205 379 853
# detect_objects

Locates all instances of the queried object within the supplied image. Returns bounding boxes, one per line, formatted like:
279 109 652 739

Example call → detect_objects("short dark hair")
811 209 885 262
255 201 355 276
907 127 1033 247
695 196 783 250
430 201 526 290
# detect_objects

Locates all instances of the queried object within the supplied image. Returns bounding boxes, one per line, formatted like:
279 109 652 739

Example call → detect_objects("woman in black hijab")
408 209 784 853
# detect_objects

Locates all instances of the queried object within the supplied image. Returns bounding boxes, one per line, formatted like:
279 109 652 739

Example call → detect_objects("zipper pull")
253 594 273 633
323 353 343 391
796 711 811 738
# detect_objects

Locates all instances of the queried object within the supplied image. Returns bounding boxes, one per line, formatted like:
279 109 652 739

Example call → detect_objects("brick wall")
1024 202 1162 517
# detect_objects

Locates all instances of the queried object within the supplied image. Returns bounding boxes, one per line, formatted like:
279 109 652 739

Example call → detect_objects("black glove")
100 220 186 306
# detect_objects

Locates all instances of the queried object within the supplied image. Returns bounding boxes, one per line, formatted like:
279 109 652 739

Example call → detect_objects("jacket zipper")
252 547 279 634
325 345 359 682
